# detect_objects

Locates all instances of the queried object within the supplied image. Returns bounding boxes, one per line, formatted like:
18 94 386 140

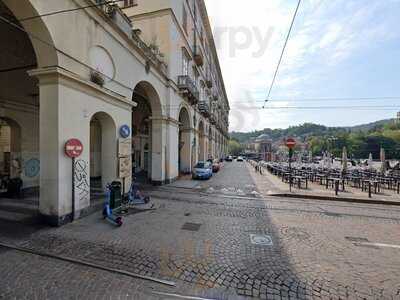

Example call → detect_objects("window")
182 50 189 76
193 67 199 87
182 5 188 35
123 0 136 7
200 28 204 45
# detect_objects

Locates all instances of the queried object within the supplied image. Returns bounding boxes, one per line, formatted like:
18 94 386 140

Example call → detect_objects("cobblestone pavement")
1 161 400 299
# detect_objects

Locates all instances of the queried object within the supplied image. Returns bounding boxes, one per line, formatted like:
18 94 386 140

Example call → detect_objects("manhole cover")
181 222 201 231
250 234 273 246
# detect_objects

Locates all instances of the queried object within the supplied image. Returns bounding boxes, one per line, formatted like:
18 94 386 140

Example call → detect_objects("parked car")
225 155 233 162
192 161 213 179
212 159 221 173
236 156 244 162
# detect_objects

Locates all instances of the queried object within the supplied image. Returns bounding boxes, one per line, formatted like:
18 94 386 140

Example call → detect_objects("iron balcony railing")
93 0 167 74
210 114 216 125
94 1 132 36
198 101 210 117
178 75 199 105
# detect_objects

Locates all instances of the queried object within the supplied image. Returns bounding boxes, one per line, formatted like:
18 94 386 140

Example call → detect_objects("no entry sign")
285 138 296 149
65 139 83 158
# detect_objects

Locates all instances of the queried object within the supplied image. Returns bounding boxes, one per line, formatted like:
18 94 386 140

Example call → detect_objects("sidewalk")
248 162 400 206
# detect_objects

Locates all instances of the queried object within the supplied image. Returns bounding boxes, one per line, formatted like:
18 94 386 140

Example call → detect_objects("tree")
228 139 243 156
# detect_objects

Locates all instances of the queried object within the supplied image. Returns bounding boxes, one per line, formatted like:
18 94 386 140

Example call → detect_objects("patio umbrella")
368 153 373 169
297 152 302 166
380 147 386 174
326 152 332 169
321 152 326 168
342 146 348 174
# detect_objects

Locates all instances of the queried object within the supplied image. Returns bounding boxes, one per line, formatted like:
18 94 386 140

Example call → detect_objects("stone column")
165 118 179 183
150 117 167 185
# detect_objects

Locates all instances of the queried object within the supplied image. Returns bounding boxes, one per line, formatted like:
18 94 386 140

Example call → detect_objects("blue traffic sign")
119 125 131 138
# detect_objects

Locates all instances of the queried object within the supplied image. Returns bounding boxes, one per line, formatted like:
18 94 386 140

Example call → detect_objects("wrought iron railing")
178 76 199 104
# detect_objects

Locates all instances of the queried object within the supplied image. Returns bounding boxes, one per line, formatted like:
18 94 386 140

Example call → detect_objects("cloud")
205 0 400 130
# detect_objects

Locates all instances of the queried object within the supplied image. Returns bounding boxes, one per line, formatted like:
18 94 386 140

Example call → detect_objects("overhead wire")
263 0 302 109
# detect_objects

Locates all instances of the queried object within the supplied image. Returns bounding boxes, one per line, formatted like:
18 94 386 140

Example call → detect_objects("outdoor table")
282 172 291 183
292 175 308 189
361 179 381 197
347 176 361 188
315 174 327 186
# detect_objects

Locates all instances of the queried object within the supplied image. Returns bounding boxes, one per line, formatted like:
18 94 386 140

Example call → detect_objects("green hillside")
230 119 400 159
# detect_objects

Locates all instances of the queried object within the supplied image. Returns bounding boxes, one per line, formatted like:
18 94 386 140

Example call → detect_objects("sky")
204 0 400 132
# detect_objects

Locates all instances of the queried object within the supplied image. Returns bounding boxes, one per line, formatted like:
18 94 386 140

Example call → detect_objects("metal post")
289 148 292 192
122 177 125 201
72 157 75 221
335 180 338 196
368 181 372 198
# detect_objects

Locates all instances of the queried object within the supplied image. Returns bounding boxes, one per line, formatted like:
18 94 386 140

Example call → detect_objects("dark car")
225 155 233 162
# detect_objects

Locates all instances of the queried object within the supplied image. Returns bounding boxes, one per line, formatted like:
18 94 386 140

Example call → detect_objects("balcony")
95 1 132 37
198 101 210 117
212 93 218 101
178 76 199 105
210 114 216 125
194 51 204 67
131 32 167 73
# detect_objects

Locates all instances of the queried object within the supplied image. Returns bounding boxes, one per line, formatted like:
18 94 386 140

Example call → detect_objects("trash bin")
109 181 122 209
7 178 23 198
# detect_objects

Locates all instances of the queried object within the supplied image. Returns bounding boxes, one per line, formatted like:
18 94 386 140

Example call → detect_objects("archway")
198 121 206 162
0 2 42 221
90 112 117 202
132 81 162 183
179 107 191 174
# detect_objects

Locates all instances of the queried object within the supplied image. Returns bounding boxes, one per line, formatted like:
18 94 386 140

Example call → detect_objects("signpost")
65 139 83 221
285 138 296 192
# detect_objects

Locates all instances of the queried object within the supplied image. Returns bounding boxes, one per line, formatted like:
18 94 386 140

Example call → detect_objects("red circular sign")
285 138 296 149
65 139 83 158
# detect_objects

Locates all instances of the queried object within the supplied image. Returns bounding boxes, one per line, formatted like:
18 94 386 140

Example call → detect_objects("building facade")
0 0 229 225
255 134 273 162
121 0 230 170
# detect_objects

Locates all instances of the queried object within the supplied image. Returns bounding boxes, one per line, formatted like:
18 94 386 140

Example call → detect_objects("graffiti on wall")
74 159 90 206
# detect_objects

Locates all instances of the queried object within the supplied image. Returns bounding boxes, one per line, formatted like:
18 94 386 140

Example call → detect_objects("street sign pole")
285 138 296 193
65 138 84 222
72 157 75 221
289 148 292 192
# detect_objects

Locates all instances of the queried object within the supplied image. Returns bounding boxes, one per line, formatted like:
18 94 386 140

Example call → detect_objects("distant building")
397 112 400 123
255 134 273 161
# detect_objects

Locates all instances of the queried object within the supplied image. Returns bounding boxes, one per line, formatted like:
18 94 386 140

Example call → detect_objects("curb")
269 193 400 206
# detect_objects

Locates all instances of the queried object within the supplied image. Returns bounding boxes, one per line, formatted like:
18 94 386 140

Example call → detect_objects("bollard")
368 182 372 198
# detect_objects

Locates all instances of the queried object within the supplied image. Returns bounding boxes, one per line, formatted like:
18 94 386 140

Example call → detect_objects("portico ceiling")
0 0 38 107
